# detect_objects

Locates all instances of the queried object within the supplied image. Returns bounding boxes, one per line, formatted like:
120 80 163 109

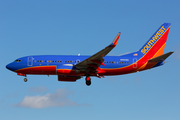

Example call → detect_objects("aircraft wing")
75 33 121 73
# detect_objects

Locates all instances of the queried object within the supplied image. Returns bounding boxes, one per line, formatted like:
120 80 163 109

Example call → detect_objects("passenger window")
72 61 74 63
47 60 49 62
42 60 44 62
114 61 116 63
45 60 46 62
117 62 118 63
37 60 39 62
34 60 36 62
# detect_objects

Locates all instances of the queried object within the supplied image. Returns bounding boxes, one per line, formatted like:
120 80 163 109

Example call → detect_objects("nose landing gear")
24 78 28 82
85 76 91 86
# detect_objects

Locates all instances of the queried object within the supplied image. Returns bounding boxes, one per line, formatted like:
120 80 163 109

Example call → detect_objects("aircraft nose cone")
6 63 13 71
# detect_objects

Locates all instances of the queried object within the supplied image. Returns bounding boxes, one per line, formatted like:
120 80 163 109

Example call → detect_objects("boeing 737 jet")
6 23 173 86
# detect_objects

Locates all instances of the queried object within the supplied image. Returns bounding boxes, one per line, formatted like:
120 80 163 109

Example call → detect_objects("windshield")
14 59 21 62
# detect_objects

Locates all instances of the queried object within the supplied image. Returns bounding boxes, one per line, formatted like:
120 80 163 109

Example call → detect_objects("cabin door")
28 57 33 66
133 58 137 68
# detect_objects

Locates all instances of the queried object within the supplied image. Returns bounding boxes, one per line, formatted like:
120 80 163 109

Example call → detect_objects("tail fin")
138 23 171 59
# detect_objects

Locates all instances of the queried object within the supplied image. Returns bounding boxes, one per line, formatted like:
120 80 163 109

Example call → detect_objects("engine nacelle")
58 75 81 82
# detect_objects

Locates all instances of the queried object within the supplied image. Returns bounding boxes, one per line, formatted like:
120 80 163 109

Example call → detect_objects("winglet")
109 32 121 47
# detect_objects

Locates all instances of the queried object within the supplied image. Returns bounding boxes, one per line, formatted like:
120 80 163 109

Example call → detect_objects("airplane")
6 23 173 86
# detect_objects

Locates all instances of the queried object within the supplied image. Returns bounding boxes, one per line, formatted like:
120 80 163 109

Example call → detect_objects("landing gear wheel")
24 78 27 82
85 76 91 86
86 80 91 86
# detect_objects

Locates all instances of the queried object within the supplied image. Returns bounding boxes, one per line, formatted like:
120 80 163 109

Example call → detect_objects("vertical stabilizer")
138 23 171 59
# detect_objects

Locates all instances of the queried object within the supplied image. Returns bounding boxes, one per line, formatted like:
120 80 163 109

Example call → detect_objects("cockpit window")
14 60 21 62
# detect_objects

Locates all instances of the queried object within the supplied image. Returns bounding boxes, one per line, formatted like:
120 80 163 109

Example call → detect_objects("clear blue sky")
1 0 180 120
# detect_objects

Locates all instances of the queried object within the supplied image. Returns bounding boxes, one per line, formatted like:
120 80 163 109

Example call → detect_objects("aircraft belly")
103 69 132 75
56 69 85 76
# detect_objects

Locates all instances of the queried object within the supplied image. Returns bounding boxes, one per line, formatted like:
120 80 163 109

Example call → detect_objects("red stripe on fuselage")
15 66 57 75
137 27 170 70
102 27 170 75
56 69 85 76
14 28 170 77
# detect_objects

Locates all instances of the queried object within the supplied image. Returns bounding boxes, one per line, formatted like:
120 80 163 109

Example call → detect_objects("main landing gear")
85 76 91 86
24 78 28 82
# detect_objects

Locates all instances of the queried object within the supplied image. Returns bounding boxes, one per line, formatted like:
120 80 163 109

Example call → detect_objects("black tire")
24 78 27 82
86 80 91 86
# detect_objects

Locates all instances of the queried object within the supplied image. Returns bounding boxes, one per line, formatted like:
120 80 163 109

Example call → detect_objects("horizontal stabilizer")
148 51 174 62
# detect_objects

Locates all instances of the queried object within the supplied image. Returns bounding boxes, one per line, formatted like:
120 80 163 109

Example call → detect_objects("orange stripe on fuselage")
137 27 170 71
151 43 166 59
137 42 166 71
102 27 170 75
14 27 170 76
